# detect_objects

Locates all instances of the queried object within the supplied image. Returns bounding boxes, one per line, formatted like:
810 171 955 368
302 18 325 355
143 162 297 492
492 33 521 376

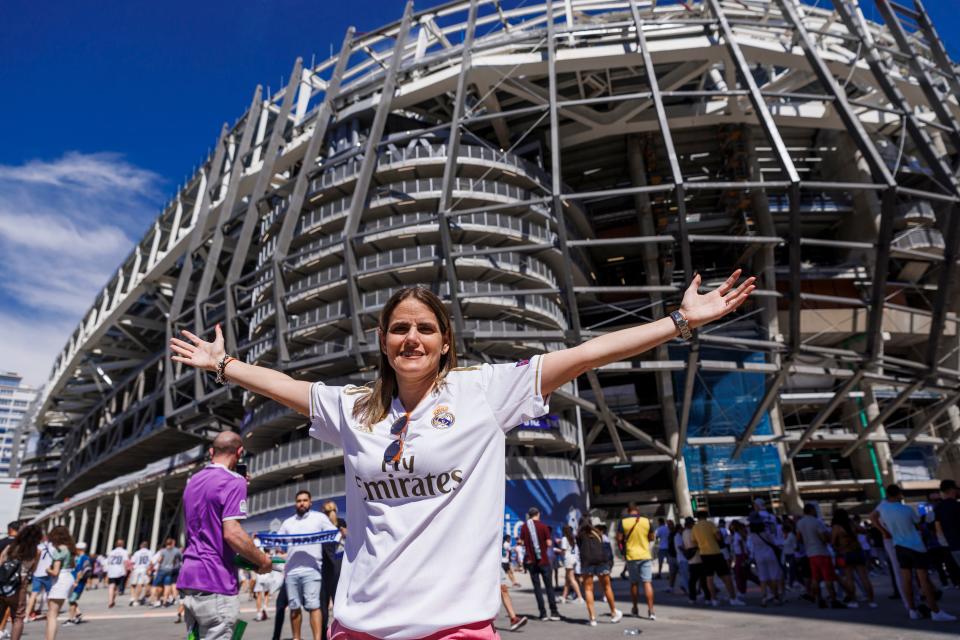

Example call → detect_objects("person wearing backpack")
577 519 623 626
0 524 44 640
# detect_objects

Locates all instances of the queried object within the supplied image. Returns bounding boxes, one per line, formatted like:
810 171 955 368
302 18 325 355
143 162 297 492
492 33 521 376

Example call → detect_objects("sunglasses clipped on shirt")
383 412 410 464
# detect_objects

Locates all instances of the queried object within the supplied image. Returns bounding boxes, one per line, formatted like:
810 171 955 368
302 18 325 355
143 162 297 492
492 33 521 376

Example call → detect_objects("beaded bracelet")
215 355 236 384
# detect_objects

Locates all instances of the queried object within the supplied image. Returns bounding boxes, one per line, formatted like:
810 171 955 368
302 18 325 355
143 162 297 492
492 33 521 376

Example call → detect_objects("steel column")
150 484 164 551
126 491 141 547
90 501 103 556
894 389 960 457
224 59 303 353
341 1 415 364
271 30 354 363
164 126 229 416
788 369 866 459
106 492 121 549
434 0 479 354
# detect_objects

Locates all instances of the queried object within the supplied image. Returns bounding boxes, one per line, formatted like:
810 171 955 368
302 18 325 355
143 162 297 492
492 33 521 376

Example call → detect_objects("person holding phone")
177 431 272 640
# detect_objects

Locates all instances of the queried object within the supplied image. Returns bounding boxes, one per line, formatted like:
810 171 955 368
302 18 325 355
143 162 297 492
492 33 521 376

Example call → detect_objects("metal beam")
875 0 960 164
435 0 479 356
731 366 790 460
892 389 960 457
341 1 414 365
840 379 924 457
271 29 354 363
787 369 866 459
628 1 698 460
163 126 229 416
224 58 303 353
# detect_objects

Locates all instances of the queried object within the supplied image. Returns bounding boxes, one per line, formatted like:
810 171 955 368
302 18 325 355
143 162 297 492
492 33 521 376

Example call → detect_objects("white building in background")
0 373 37 477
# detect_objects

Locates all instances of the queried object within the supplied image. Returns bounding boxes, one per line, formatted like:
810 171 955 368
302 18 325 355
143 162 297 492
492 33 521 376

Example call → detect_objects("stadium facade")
22 0 960 542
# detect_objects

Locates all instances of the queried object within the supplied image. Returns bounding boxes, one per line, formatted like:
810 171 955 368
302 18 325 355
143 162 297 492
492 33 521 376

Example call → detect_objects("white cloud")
0 152 159 196
0 152 164 386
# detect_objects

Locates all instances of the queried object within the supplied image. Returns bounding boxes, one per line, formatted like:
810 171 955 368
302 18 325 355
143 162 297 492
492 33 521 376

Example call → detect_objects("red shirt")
519 520 552 567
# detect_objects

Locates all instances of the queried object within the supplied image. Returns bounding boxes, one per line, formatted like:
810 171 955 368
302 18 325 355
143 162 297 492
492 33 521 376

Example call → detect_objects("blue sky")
0 0 958 385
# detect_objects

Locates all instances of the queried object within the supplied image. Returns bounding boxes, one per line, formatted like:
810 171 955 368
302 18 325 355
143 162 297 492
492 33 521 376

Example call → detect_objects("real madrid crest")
431 404 455 430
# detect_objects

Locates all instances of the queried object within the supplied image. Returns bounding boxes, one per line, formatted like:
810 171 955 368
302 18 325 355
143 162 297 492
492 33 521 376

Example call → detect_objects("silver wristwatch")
670 310 693 341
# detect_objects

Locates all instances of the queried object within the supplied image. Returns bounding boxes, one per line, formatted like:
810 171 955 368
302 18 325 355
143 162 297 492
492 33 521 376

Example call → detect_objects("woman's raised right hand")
170 323 226 372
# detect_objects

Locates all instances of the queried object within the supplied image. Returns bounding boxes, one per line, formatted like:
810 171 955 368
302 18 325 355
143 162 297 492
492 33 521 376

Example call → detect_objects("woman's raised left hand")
679 269 756 329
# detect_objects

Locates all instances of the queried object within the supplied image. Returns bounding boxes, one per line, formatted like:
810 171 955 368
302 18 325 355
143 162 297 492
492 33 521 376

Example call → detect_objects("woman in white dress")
170 271 754 639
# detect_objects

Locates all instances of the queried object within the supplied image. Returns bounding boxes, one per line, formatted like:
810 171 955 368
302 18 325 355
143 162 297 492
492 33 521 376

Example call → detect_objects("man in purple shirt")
178 431 271 639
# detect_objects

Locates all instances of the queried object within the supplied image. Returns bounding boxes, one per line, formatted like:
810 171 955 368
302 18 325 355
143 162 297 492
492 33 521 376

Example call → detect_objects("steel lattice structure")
25 0 960 518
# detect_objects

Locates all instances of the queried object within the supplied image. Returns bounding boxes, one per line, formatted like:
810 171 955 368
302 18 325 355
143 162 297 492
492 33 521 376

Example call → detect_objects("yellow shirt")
620 516 651 561
692 520 722 556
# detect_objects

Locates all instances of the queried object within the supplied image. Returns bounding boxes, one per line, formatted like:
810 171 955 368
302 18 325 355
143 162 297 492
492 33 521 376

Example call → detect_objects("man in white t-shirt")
278 490 335 640
128 541 153 606
654 518 670 578
106 538 130 608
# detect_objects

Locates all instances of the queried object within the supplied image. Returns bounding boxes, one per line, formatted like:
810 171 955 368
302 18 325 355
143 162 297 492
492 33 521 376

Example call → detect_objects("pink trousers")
330 619 500 640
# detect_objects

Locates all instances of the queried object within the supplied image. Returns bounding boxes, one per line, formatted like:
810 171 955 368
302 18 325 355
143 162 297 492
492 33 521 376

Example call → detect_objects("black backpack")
0 558 22 597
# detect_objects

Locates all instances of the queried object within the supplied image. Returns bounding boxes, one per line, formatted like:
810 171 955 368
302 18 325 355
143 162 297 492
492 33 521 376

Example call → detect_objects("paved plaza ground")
14 564 960 640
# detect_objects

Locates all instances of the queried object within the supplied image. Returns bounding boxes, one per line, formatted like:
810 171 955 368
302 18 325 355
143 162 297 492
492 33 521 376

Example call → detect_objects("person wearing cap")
65 542 91 625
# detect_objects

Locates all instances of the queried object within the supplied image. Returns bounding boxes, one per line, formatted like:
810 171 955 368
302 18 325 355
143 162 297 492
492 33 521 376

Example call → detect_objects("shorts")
285 568 322 611
835 550 866 569
153 569 176 587
31 576 53 593
501 562 511 572
796 556 811 580
108 576 126 587
131 570 151 586
699 554 730 578
562 555 578 570
254 573 279 594
580 563 610 576
895 546 929 571
755 556 783 583
626 559 653 584
68 578 87 604
808 555 836 583
500 565 511 587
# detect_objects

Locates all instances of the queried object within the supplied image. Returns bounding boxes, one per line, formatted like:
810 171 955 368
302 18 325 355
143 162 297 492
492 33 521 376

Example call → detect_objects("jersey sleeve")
308 382 346 446
221 475 249 521
480 354 550 432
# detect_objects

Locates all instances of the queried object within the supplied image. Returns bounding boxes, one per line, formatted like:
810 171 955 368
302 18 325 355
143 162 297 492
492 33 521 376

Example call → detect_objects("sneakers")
648 611 656 621
509 616 528 632
128 600 135 607
589 619 597 627
152 601 162 608
663 586 673 593
710 599 720 607
631 605 640 617
909 609 923 620
610 609 623 623
729 598 746 606
932 610 957 622
539 613 561 621
174 613 182 624
868 601 878 609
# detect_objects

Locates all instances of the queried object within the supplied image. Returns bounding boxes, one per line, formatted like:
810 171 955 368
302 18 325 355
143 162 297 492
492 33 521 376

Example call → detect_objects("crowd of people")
489 479 960 630
0 518 189 640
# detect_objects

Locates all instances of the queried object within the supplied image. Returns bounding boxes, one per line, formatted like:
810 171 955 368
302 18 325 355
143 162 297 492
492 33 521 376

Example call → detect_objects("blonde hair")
352 287 458 428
